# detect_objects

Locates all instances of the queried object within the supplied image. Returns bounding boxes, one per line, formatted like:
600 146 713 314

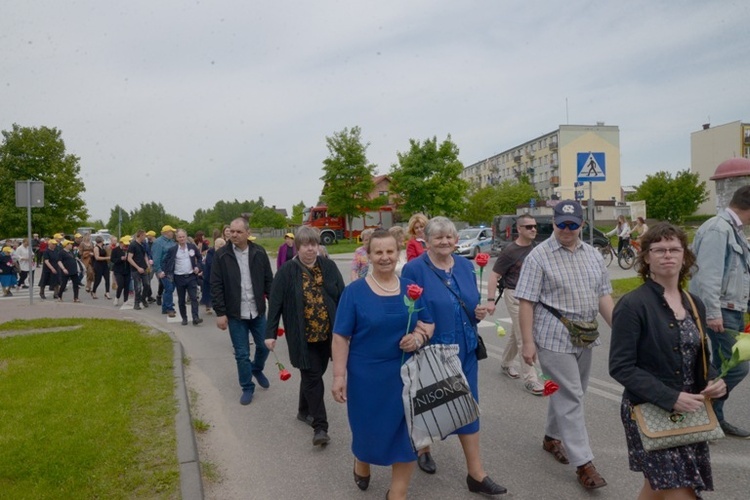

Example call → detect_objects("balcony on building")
550 176 560 186
549 141 558 150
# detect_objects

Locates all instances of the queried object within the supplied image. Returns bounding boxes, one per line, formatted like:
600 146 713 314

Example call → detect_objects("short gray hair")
424 216 458 241
294 226 320 249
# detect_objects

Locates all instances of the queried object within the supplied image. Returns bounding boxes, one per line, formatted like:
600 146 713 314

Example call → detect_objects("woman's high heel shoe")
90 291 97 299
353 459 370 491
104 293 111 300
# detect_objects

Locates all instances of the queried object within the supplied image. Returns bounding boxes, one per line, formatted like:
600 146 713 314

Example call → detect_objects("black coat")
210 242 273 319
162 242 203 278
265 257 345 370
610 279 723 411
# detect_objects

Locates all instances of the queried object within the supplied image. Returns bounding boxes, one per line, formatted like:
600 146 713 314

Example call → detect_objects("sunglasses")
520 225 537 230
555 222 580 231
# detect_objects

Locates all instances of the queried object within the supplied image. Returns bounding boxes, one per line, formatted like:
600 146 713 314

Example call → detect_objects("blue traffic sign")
577 152 606 182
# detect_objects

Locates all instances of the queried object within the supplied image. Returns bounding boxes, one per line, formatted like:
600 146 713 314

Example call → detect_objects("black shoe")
253 371 270 389
192 317 203 326
141 300 149 308
147 297 156 303
40 295 46 300
312 429 330 447
297 412 314 427
181 318 188 325
417 452 436 474
467 474 507 495
720 420 750 439
156 296 162 306
353 459 370 491
134 303 142 310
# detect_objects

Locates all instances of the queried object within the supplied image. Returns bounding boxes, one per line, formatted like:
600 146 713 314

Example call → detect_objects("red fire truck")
302 205 394 245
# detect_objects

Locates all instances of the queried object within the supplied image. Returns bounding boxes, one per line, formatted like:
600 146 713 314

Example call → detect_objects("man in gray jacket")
690 185 750 438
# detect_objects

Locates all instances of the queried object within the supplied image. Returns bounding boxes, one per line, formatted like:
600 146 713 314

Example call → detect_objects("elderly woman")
276 232 297 269
610 223 726 499
401 216 506 495
79 232 95 293
0 246 17 296
405 213 428 262
265 226 346 447
350 228 374 281
332 229 434 500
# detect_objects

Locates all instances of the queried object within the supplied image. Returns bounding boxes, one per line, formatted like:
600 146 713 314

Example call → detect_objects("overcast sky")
3 1 749 223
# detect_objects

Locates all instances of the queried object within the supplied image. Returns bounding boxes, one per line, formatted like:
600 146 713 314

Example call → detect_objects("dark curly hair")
635 222 696 289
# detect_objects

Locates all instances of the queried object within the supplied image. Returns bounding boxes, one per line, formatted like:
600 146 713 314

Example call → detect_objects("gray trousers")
537 346 594 467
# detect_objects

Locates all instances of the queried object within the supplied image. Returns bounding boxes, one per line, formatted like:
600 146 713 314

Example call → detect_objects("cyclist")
606 215 631 257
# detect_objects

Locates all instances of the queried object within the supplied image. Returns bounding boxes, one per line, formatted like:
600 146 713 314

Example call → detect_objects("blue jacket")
402 253 480 349
151 235 176 274
689 209 750 319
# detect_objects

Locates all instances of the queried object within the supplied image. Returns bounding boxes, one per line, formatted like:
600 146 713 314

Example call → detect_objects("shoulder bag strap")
683 291 708 380
425 261 476 325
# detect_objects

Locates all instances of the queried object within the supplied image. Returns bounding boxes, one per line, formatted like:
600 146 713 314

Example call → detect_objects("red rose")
279 369 292 381
277 327 285 337
543 380 559 396
406 284 423 301
475 253 490 267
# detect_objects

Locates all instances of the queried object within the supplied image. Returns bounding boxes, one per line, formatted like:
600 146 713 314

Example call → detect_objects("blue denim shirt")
689 210 750 319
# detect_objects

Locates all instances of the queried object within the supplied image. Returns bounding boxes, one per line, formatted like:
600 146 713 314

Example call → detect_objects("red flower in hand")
277 327 285 337
475 253 490 267
279 369 292 381
406 284 423 301
543 380 559 396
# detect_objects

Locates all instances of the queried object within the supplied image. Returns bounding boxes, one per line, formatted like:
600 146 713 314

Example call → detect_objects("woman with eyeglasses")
610 222 726 499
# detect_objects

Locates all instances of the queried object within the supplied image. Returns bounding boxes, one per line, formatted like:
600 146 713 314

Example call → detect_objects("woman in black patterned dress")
610 222 726 499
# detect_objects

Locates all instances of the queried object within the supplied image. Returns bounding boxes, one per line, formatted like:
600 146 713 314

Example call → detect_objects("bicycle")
595 239 637 270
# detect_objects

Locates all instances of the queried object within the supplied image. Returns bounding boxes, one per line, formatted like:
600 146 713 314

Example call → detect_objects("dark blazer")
610 279 723 411
210 242 273 319
265 257 345 370
162 242 203 278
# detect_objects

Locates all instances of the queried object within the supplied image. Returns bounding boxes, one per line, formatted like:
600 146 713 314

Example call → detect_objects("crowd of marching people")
3 191 750 499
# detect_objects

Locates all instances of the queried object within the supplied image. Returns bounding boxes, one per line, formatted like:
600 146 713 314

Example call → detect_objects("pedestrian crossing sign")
577 152 606 182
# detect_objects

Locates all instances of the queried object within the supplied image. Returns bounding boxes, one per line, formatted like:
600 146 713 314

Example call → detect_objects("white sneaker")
524 381 544 396
113 298 120 306
501 366 520 379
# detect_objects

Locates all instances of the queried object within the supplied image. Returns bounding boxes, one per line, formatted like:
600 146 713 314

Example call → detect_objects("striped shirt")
514 236 612 353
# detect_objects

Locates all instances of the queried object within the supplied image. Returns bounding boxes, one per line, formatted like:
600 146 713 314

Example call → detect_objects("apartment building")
462 123 622 203
690 120 750 215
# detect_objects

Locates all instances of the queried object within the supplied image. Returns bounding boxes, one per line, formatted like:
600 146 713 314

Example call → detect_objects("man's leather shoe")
312 429 330 446
417 452 436 474
181 318 188 325
193 318 203 325
254 371 270 389
720 420 750 439
297 412 314 427
167 311 176 318
466 474 507 495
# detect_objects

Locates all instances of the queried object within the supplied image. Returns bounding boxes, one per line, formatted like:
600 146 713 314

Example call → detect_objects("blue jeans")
160 276 175 313
707 308 749 422
228 316 269 392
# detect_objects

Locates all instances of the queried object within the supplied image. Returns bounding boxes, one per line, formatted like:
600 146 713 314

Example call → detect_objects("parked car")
454 227 493 259
491 214 610 254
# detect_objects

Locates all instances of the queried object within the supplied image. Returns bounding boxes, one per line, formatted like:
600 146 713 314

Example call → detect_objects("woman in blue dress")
332 229 434 500
402 216 507 496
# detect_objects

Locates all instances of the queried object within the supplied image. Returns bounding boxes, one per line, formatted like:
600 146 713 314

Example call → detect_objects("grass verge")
611 276 642 301
0 318 179 499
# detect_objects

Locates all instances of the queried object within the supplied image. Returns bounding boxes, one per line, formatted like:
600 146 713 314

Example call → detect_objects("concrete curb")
174 340 204 500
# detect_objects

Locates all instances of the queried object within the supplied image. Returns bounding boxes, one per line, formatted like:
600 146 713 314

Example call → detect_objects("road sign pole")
588 182 594 245
26 181 34 305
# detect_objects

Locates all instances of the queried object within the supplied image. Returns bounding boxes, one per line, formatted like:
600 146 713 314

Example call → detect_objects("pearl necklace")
369 273 400 293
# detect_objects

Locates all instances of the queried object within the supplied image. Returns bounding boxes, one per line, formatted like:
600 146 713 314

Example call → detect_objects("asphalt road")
7 254 748 499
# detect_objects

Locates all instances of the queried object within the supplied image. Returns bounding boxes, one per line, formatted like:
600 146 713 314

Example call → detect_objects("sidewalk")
0 295 203 500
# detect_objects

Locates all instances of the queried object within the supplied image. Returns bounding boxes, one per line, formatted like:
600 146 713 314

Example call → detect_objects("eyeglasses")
555 222 580 231
649 247 684 257
520 225 537 230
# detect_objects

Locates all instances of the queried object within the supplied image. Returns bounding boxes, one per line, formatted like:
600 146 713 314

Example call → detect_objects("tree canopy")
463 180 539 225
320 126 378 239
627 169 708 223
389 135 469 218
0 124 88 236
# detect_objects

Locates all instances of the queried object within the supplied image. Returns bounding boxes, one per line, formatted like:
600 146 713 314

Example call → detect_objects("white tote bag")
400 344 480 450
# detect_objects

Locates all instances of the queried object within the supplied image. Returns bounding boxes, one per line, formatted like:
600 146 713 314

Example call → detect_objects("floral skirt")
620 397 713 495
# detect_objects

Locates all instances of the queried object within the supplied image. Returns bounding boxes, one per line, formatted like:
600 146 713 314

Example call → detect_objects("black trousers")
92 264 110 294
298 341 330 432
174 274 199 321
114 273 131 300
59 273 81 300
38 267 59 295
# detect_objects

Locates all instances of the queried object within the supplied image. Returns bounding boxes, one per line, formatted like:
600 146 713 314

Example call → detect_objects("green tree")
320 126 378 240
289 200 307 225
249 206 287 229
389 135 469 218
0 124 88 235
627 170 708 224
463 180 539 225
